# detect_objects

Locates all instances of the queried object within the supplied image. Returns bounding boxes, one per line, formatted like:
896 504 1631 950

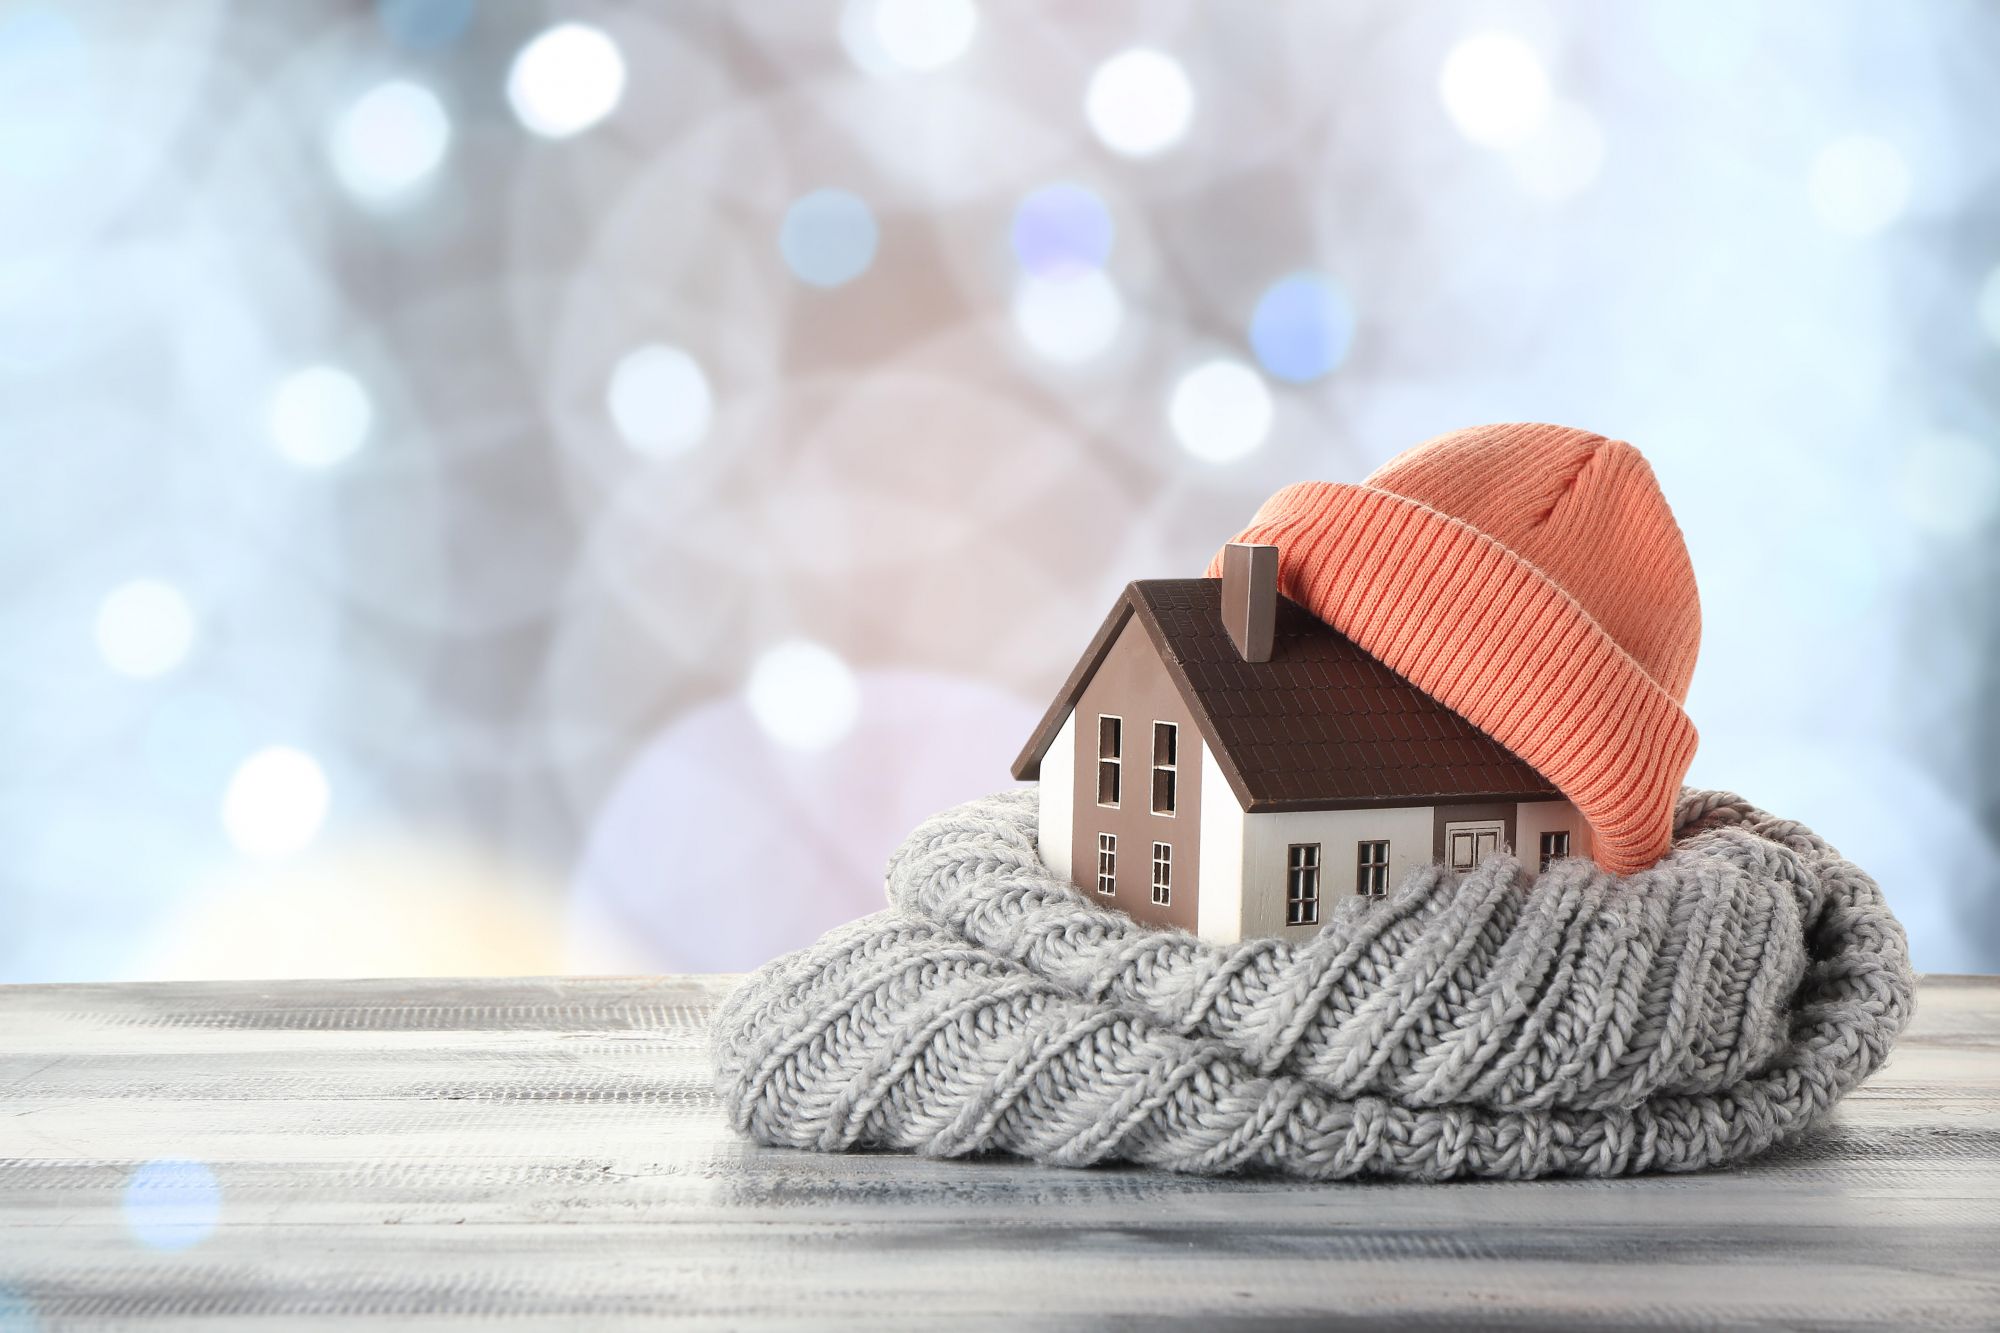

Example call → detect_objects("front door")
1444 820 1506 871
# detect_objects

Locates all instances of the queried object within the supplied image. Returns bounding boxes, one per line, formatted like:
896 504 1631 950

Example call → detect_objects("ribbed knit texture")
1208 424 1702 874
713 786 1914 1181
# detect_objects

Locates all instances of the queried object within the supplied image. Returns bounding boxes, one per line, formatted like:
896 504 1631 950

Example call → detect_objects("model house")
1011 543 1592 943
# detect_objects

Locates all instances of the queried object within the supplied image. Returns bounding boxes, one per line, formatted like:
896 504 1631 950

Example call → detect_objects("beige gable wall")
1069 617 1202 932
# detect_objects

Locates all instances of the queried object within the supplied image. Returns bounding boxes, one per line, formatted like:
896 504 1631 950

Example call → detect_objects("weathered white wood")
2 973 1996 1328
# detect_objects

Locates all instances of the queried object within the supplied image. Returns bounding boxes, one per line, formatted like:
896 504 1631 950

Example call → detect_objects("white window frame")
1444 821 1505 872
1356 840 1390 898
1096 715 1122 808
1096 833 1117 896
1287 843 1321 925
1150 721 1178 817
1151 841 1172 906
1538 830 1570 872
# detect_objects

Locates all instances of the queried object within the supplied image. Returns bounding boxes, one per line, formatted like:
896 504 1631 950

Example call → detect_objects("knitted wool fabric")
1209 424 1701 874
712 787 1914 1181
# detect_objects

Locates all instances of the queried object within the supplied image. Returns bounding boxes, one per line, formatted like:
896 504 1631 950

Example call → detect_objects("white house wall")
1196 744 1246 943
1049 721 1595 939
1240 805 1436 940
1514 798 1590 867
1036 711 1076 881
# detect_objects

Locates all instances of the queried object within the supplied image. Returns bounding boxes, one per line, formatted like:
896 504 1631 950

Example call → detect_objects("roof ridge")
1012 576 1561 809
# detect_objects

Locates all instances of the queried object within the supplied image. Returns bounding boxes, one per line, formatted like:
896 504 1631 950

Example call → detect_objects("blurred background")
3 0 1996 983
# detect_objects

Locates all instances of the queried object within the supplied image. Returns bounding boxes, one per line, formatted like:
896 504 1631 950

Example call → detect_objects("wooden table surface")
1 974 1995 1330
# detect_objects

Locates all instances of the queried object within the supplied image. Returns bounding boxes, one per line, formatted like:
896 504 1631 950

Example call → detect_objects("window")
1538 830 1570 872
1151 722 1178 815
1356 840 1390 897
1096 715 1122 807
1096 833 1117 896
1287 843 1321 925
1152 842 1172 905
1445 822 1504 871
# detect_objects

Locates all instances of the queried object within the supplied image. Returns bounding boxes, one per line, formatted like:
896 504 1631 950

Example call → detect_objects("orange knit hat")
1208 423 1701 875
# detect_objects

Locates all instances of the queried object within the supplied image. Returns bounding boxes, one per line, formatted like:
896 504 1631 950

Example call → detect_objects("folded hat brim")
1210 480 1697 874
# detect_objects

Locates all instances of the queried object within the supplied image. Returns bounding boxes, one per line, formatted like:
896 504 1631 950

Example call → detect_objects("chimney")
1220 542 1277 663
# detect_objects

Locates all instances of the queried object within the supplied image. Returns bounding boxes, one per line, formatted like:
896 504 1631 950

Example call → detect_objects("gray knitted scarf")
712 785 1914 1180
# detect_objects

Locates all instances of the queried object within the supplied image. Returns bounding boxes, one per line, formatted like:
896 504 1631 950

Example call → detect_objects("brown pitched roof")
1011 578 1561 812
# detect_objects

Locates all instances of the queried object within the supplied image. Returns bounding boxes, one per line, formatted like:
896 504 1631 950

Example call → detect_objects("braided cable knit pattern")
712 787 1914 1180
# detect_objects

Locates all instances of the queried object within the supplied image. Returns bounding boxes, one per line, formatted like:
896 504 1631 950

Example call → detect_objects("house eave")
1013 578 1567 812
1239 790 1567 815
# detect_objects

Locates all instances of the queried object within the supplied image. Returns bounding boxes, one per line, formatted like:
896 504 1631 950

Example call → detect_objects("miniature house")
1011 543 1592 944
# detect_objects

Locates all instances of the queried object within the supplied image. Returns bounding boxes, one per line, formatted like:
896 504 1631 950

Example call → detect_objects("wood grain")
2 973 1996 1329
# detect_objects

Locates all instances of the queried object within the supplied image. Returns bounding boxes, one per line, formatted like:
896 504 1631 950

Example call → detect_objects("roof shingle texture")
1130 579 1559 809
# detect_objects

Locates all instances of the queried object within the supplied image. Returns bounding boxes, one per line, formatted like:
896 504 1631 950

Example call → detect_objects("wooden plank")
1 974 1996 1329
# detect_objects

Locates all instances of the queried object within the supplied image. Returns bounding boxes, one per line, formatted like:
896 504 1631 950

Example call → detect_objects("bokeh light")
1169 358 1273 463
842 0 978 74
779 189 880 288
607 344 713 456
221 747 330 860
1249 273 1354 383
1507 99 1606 200
377 0 475 52
123 1158 220 1252
1085 48 1194 158
1898 432 2000 540
95 579 195 680
3 6 1996 987
507 23 626 140
328 79 450 203
1808 135 1911 237
1438 32 1551 148
1011 183 1114 277
265 365 371 468
747 641 861 752
1012 270 1122 365
573 669 1039 972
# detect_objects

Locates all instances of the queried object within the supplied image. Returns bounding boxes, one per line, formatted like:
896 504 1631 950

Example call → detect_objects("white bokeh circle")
1169 358 1274 463
1085 48 1194 158
607 344 714 456
95 578 196 679
265 365 371 468
1011 269 1123 365
747 640 862 752
841 0 978 74
1438 32 1551 149
328 79 450 203
220 745 330 860
508 23 627 139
